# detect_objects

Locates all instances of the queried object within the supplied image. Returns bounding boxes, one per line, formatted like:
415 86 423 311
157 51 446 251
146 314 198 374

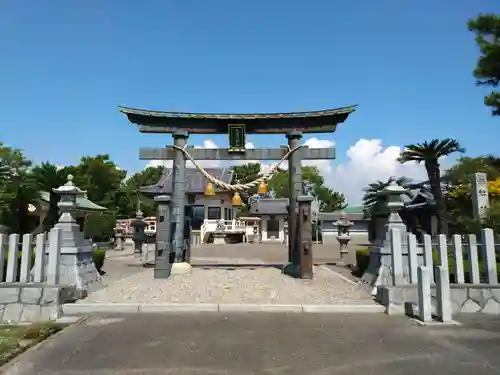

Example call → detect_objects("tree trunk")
43 192 60 231
17 204 29 235
425 162 448 235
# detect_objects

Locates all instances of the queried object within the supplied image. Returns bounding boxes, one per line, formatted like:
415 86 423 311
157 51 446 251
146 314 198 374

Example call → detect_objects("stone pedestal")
213 233 227 245
171 262 192 275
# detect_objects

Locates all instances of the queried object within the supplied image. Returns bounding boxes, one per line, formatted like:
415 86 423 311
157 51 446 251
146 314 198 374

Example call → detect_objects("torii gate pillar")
286 131 303 264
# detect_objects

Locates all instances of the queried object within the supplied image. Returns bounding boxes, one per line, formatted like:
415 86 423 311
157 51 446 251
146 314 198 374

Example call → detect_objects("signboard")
228 124 246 153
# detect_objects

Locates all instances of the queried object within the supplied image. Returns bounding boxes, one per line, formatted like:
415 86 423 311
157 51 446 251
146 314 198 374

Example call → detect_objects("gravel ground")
82 265 375 305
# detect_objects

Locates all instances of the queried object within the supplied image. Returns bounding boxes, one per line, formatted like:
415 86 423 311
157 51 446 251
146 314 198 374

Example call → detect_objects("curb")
62 303 385 315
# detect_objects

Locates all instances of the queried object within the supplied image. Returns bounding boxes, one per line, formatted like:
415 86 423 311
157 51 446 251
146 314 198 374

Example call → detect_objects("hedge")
355 249 370 277
354 248 500 282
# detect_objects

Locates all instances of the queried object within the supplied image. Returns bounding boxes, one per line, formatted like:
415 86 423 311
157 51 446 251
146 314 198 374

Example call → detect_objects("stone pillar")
154 195 172 279
472 172 489 222
297 196 314 278
171 130 191 275
285 131 303 263
51 175 102 299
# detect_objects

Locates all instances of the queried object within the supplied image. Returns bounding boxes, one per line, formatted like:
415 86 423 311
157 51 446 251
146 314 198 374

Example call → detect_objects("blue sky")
0 0 499 202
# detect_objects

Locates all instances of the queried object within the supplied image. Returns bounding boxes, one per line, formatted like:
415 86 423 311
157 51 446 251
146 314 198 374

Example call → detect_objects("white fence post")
390 228 403 285
435 265 452 322
407 233 418 284
46 228 61 285
5 234 20 282
467 234 481 284
451 234 465 284
0 234 6 282
19 233 33 282
417 265 432 323
422 234 434 283
481 228 498 285
33 233 47 283
437 234 449 271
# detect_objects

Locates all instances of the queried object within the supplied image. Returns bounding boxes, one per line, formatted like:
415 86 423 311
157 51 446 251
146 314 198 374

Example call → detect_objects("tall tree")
398 139 465 234
118 166 166 217
0 143 39 234
468 13 500 115
314 186 346 212
267 166 346 211
31 162 68 231
66 155 127 209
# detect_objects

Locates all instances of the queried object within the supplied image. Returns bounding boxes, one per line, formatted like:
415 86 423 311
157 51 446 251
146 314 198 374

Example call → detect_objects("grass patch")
0 322 66 366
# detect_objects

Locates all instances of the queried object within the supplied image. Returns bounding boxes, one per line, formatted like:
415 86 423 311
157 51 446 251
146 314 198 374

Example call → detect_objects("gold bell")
204 182 215 196
257 181 268 195
232 192 243 206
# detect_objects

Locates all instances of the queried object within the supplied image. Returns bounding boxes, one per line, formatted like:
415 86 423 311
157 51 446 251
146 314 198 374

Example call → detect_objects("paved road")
7 314 500 375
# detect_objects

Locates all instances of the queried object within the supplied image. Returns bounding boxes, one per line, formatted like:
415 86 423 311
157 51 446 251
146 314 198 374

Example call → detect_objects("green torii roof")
39 191 107 211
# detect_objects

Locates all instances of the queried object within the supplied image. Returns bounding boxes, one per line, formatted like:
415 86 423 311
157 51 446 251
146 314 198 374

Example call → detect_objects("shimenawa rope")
172 145 304 192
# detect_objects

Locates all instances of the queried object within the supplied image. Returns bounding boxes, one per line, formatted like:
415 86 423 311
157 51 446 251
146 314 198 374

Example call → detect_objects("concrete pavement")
4 313 500 375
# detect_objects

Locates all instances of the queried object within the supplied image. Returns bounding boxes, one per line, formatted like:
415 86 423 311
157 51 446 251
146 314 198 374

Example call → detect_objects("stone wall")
378 284 500 315
450 286 500 314
0 284 76 323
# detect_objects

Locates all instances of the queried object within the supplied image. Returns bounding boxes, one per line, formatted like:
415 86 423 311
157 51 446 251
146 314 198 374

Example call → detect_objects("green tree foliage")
31 162 68 231
118 166 165 218
65 155 126 208
84 212 117 242
398 139 465 234
468 14 500 115
0 143 39 234
444 155 500 186
267 165 346 212
444 156 500 234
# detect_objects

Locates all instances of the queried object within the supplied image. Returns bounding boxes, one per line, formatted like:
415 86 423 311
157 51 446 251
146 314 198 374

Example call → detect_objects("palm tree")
31 162 68 231
398 139 465 235
362 176 413 217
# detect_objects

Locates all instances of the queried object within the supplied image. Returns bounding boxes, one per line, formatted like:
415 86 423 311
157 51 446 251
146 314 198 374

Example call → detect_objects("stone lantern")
130 208 147 254
360 180 412 295
52 174 102 298
334 211 353 262
379 181 408 240
114 225 124 251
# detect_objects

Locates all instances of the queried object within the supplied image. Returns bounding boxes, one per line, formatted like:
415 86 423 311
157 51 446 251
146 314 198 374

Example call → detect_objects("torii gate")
119 105 356 279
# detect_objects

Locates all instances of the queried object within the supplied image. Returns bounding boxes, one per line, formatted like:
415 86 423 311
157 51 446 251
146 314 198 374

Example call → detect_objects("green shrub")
355 248 370 276
92 249 106 274
432 249 500 283
1 250 36 282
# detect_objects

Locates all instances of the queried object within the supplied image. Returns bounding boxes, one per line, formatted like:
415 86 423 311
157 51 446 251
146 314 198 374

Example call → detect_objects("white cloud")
146 137 430 205
329 139 427 204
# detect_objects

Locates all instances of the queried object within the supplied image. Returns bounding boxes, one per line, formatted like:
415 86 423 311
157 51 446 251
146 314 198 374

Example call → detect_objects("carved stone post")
154 195 172 279
472 172 489 222
171 130 191 274
297 196 314 279
285 131 303 264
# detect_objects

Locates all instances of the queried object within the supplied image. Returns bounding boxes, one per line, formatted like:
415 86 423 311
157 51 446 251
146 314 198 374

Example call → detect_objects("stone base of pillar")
171 262 192 275
56 246 103 300
283 263 315 279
